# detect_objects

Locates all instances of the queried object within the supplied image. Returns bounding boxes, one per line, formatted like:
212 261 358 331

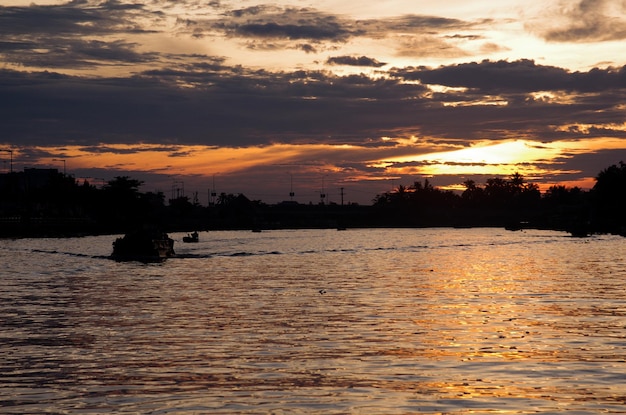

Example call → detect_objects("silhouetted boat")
505 221 529 231
183 231 199 243
567 221 590 238
111 229 175 262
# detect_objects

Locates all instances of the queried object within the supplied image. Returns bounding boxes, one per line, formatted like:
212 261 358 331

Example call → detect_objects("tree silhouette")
103 176 144 197
484 177 510 207
461 179 485 207
100 176 147 228
592 161 626 232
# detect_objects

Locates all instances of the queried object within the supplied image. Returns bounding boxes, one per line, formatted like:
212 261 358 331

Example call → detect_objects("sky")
1 0 626 205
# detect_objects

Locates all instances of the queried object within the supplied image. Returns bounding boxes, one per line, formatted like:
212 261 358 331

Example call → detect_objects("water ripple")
1 229 625 413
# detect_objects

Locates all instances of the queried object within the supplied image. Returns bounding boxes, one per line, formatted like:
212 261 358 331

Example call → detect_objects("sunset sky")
1 0 625 204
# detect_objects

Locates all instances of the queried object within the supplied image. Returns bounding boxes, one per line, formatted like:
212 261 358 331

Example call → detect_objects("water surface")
1 228 625 414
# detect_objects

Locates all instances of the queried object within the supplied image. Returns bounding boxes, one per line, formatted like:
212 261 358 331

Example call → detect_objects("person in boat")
183 231 199 242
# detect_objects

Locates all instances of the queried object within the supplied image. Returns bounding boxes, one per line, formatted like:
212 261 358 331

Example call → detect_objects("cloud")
0 66 425 146
203 6 357 42
529 0 626 42
326 55 386 67
0 1 162 68
2 57 626 152
180 5 485 58
78 144 183 155
395 35 470 59
1 38 157 68
392 59 626 93
0 1 494 76
357 14 476 38
0 1 158 37
1 1 624 203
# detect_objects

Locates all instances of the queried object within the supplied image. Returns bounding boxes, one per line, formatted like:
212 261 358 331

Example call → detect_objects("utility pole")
171 180 184 199
210 175 217 205
340 187 345 206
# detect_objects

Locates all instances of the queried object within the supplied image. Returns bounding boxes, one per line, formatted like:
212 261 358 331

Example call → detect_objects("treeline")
0 162 624 236
0 174 170 236
371 164 625 235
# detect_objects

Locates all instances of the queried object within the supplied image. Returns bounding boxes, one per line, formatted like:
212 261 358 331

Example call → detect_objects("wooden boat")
111 229 175 262
183 231 199 243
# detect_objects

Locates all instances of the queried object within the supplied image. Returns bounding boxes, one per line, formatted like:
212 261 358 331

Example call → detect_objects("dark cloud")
297 43 317 53
445 34 483 41
0 1 162 68
235 21 348 40
1 38 157 69
0 1 157 37
0 40 34 51
392 59 626 93
0 66 426 146
538 149 626 183
210 6 357 41
78 145 183 155
185 5 482 49
2 57 626 150
326 55 387 67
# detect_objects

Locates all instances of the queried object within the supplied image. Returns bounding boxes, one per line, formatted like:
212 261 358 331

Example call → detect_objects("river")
1 228 625 414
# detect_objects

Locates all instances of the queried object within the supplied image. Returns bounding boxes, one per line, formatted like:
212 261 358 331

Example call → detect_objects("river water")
1 228 625 414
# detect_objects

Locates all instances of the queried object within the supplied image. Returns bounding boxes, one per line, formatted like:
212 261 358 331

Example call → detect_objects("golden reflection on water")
1 229 626 413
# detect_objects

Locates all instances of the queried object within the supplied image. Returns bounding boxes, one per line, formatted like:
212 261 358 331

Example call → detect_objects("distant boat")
111 229 175 262
183 231 199 243
505 221 528 231
567 223 590 238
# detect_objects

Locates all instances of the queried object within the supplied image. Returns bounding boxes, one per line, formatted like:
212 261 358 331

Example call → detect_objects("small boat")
505 221 529 231
111 229 175 262
183 231 199 243
567 221 591 238
568 226 590 238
